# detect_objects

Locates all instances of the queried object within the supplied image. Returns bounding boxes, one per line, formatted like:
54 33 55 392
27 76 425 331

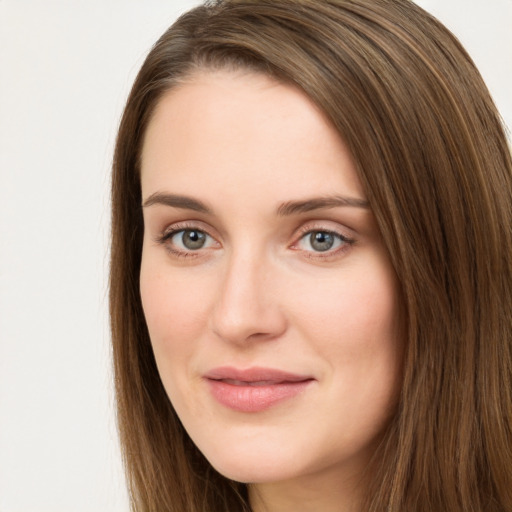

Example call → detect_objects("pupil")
310 231 334 252
183 230 206 250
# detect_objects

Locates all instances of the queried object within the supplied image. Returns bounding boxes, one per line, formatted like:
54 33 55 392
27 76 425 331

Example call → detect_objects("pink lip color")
204 366 314 413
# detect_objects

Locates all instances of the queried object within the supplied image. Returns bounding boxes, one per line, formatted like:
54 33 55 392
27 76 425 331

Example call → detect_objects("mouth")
219 379 291 386
203 366 315 412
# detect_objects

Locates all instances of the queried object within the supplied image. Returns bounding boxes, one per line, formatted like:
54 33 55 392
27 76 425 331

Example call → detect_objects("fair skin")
139 70 402 512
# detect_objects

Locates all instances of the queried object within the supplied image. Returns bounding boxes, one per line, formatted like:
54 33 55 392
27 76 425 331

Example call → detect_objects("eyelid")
157 219 217 240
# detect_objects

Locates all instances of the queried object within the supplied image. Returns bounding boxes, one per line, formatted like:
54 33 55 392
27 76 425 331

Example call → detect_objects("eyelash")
155 222 355 260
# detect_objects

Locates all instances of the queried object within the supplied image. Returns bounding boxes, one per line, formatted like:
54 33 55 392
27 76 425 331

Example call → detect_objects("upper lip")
204 366 313 384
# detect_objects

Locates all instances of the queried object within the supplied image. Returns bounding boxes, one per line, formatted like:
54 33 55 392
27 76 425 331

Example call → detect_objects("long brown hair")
110 1 512 510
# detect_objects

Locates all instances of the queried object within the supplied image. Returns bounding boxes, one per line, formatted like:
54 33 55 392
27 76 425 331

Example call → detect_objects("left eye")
297 230 346 252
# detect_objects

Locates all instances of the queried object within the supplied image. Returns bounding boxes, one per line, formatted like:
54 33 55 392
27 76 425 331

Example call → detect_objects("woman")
110 1 512 510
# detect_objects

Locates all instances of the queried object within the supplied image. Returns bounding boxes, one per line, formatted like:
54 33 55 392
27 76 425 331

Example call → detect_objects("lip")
204 366 314 413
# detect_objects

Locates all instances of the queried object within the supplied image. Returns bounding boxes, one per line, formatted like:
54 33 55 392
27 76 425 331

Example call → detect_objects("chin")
198 438 303 484
211 460 295 484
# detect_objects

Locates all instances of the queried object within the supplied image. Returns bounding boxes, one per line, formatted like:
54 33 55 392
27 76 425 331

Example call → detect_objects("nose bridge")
211 243 285 344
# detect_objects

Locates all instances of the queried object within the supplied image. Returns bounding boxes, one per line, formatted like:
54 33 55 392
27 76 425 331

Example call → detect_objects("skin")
139 70 403 512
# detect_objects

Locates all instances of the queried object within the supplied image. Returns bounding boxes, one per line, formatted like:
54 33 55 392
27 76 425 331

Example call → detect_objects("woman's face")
140 70 402 491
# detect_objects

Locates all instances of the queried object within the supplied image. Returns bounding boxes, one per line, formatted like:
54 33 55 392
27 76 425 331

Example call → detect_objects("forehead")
140 70 365 204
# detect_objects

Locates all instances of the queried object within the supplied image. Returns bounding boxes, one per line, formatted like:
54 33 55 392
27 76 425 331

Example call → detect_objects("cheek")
289 258 402 406
139 258 212 358
292 262 398 346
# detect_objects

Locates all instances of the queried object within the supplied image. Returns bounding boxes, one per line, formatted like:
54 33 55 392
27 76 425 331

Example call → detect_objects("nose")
210 249 287 345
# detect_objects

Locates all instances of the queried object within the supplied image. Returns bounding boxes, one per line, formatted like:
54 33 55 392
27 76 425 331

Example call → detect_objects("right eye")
167 228 217 251
170 229 210 250
156 226 219 258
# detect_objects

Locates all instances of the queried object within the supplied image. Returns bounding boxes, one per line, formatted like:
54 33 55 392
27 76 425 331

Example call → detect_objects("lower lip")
206 379 313 412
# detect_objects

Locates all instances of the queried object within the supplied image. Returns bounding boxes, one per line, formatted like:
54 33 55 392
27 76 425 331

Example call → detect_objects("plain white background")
0 1 510 511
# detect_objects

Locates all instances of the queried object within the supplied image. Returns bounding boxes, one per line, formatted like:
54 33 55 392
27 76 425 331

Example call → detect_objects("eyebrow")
142 192 370 215
277 195 370 216
142 192 212 213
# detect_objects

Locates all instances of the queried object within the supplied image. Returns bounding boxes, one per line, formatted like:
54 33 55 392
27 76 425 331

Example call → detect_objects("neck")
248 468 365 512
